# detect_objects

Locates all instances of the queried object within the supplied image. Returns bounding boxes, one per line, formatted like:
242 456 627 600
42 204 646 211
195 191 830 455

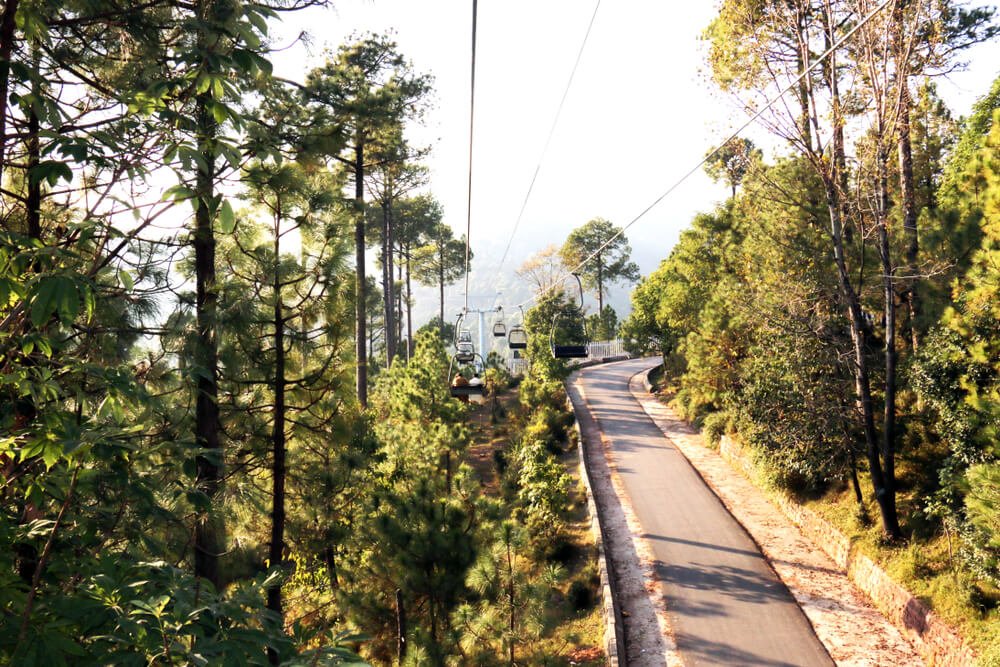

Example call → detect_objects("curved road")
572 358 833 667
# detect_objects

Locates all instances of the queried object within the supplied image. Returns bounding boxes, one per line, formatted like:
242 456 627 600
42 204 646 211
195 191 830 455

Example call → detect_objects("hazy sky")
269 0 1000 325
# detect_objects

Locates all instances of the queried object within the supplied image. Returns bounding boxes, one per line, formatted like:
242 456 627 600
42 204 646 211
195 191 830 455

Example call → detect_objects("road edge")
567 385 625 667
632 367 933 667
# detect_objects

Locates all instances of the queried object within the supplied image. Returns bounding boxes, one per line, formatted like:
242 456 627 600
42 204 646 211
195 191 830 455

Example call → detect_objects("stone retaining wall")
718 434 977 667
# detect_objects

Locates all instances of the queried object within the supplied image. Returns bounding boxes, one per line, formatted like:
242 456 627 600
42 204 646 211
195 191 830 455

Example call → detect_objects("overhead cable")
513 0 894 311
494 0 602 292
464 0 479 314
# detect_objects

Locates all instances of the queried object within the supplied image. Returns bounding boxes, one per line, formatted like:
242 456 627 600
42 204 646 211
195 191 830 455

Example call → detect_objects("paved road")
574 358 834 667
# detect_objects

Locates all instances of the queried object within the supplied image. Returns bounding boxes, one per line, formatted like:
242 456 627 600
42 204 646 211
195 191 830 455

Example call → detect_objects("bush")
702 410 731 447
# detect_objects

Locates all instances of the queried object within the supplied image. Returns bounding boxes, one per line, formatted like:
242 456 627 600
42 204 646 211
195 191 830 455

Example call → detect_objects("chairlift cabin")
551 273 589 359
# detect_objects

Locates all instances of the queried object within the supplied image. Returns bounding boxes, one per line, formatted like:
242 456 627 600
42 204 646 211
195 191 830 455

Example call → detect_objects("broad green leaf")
30 275 76 327
163 184 195 202
217 200 235 233
28 160 73 187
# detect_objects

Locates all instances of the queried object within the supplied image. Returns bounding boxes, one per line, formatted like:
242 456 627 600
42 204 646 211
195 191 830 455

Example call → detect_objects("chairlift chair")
551 273 589 359
507 305 527 350
456 341 476 363
448 352 486 398
453 311 476 362
492 306 507 337
507 326 527 350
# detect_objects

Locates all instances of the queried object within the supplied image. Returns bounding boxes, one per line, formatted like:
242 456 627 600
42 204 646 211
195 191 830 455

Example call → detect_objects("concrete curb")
716 435 977 667
567 393 626 667
642 368 976 667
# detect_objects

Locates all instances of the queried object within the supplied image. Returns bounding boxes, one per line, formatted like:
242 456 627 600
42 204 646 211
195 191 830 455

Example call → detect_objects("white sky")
268 0 1000 325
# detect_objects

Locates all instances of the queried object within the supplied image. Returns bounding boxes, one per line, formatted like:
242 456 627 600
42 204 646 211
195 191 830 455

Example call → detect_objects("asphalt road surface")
574 358 834 667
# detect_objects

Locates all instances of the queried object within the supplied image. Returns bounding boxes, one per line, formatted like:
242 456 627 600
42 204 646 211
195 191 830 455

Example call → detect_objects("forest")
4 0 1000 665
0 1 620 664
622 0 1000 659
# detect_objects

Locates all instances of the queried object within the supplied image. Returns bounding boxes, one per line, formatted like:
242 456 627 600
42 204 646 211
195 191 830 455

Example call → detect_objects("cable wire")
513 0 893 311
494 0 602 289
464 0 479 314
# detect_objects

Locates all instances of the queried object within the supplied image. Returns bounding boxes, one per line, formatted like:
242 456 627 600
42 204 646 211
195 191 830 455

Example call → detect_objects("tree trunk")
507 538 515 666
794 4 812 152
0 0 19 183
397 250 404 355
819 19 901 537
438 242 445 336
396 588 407 661
193 88 224 589
876 141 901 540
828 191 897 537
897 88 920 352
596 255 604 313
354 133 368 408
406 251 413 357
382 200 396 366
25 69 40 240
266 216 287 649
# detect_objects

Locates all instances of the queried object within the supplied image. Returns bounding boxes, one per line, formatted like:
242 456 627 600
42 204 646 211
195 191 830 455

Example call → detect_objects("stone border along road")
569 357 925 666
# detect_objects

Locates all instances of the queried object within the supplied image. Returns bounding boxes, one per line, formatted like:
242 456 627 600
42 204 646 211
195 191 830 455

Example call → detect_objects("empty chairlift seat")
552 343 588 358
507 325 527 350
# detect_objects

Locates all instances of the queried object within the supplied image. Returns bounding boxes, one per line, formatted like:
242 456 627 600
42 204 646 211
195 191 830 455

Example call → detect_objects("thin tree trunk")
25 71 40 240
438 242 445 336
876 140 901 540
828 192 895 536
397 250 404 354
382 200 395 366
266 214 287 655
193 84 224 589
0 0 19 184
396 588 407 661
507 537 515 666
848 447 864 505
354 133 368 408
898 89 920 352
406 251 413 356
821 13 899 538
596 256 604 313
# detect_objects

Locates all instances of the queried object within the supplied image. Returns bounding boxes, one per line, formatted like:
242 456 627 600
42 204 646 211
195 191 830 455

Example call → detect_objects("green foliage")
453 522 563 665
560 218 640 311
585 305 619 341
912 107 1000 580
507 409 572 549
704 137 761 196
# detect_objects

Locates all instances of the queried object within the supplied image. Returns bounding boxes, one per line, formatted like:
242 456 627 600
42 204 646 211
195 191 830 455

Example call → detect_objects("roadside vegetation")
626 3 1000 661
0 2 609 663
